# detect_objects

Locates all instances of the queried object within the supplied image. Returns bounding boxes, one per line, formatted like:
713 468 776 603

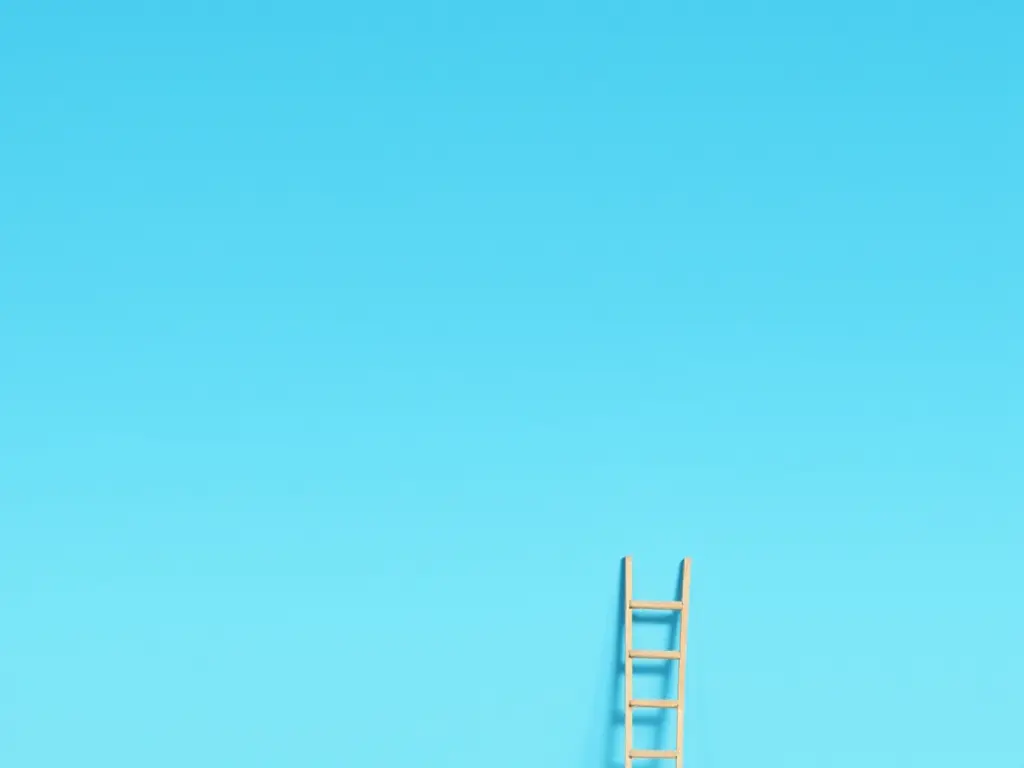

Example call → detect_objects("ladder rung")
629 649 681 660
630 749 679 759
630 699 678 708
630 600 684 611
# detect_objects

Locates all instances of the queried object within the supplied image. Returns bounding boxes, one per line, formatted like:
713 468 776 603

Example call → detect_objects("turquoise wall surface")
3 1 1022 766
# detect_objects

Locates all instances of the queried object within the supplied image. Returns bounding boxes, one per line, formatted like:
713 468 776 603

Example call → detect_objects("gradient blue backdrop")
2 1 1021 766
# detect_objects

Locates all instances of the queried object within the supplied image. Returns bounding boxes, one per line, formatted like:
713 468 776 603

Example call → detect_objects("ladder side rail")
676 558 692 768
624 556 634 768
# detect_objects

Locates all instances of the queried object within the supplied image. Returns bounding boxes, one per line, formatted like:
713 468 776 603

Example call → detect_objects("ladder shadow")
602 559 684 768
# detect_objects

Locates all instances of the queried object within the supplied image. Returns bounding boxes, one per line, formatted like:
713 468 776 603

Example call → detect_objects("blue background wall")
2 1 1022 767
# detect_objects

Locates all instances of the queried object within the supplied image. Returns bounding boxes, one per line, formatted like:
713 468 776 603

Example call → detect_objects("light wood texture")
676 558 692 768
630 699 679 709
630 750 678 759
624 556 634 768
629 649 681 660
624 557 692 768
629 600 684 611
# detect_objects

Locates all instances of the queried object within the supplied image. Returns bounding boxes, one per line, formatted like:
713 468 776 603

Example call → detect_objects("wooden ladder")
624 556 692 768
